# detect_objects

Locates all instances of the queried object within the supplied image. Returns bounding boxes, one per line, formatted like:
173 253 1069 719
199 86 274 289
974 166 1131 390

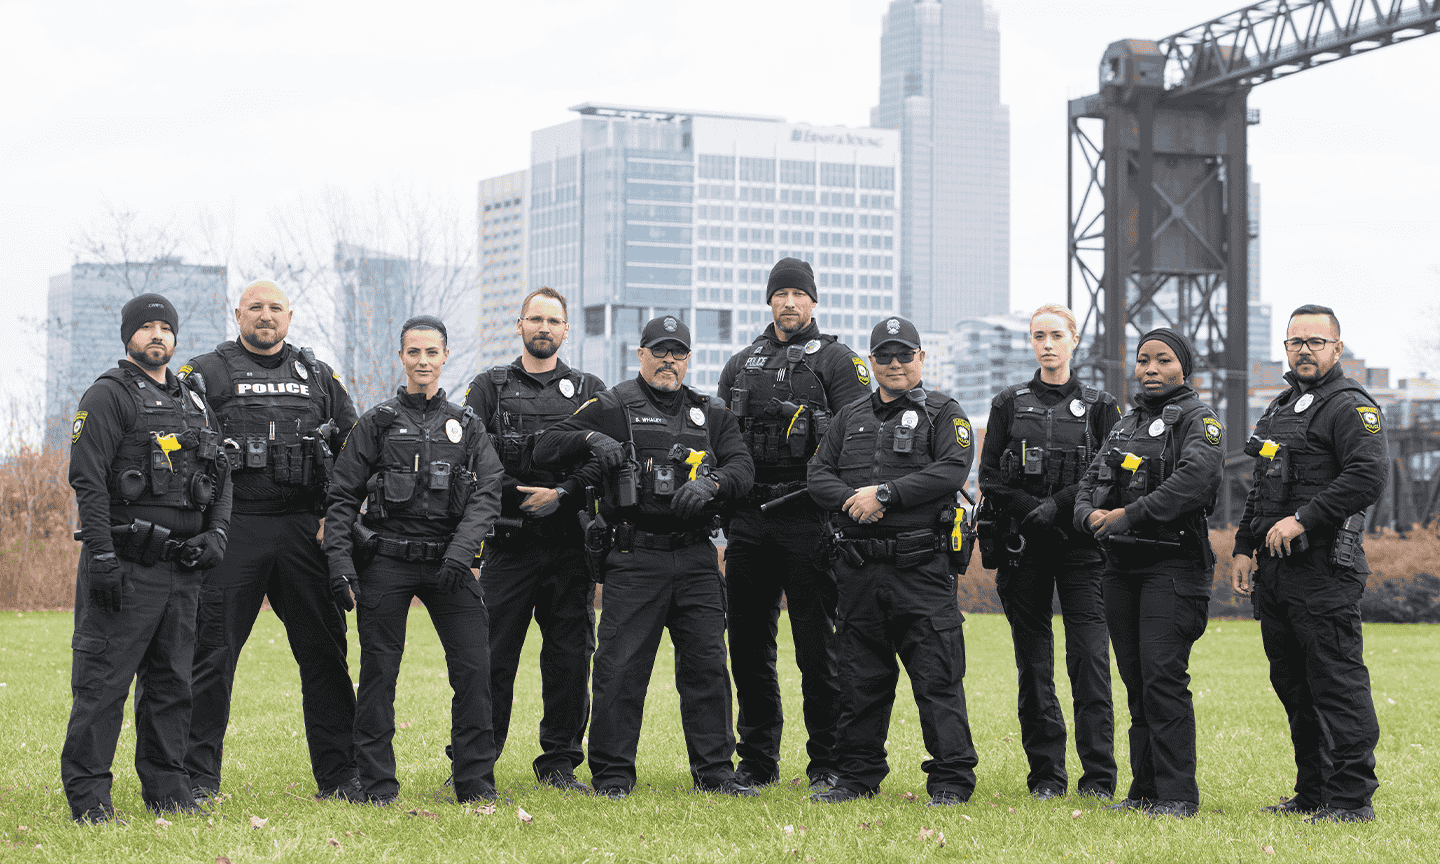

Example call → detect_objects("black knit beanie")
1137 327 1194 377
120 293 179 346
766 257 817 303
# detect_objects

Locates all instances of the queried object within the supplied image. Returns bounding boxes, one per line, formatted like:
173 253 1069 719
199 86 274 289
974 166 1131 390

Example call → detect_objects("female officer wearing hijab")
1074 328 1224 819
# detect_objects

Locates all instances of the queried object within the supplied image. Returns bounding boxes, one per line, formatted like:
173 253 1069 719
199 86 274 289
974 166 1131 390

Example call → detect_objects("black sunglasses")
873 350 916 366
648 346 690 360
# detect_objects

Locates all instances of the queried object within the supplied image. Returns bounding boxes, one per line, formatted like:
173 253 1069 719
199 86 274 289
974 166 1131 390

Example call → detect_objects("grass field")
1 610 1437 863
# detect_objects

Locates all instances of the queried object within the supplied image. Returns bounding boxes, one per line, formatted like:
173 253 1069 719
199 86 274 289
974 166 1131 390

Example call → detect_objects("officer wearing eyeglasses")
807 316 979 806
461 287 605 791
532 315 757 799
1229 304 1386 824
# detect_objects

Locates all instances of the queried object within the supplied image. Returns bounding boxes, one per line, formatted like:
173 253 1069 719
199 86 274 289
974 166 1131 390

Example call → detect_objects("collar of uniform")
1133 383 1194 414
509 355 571 384
394 386 448 411
870 385 925 417
119 359 182 396
1027 369 1079 402
1283 361 1343 396
236 338 290 370
634 374 686 414
757 318 820 347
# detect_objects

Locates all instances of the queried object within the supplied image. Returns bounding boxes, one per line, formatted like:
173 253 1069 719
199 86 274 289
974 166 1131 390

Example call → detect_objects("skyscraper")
873 0 1010 332
478 171 530 372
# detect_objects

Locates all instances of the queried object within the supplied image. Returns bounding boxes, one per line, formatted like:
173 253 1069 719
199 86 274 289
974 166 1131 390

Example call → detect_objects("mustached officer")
532 315 758 799
323 315 504 805
63 293 232 823
1230 305 1385 824
462 287 604 790
808 316 979 806
978 304 1120 801
180 280 361 803
1075 328 1224 819
717 257 870 791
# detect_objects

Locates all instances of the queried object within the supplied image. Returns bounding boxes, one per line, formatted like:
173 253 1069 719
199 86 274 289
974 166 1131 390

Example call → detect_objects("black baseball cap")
639 315 691 350
870 316 921 352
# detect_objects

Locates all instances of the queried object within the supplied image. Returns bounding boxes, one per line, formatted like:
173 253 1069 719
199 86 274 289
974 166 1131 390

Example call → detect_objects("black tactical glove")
180 528 228 571
1021 497 1058 532
584 433 626 471
437 559 472 593
88 554 123 615
330 570 356 611
671 477 719 520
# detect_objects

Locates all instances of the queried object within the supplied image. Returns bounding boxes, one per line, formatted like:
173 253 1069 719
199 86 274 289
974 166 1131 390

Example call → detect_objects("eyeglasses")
519 316 566 328
1283 337 1337 352
873 350 917 366
647 346 690 360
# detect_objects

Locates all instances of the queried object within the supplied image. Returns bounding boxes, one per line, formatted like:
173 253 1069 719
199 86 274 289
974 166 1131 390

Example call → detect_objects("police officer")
181 280 360 802
808 316 979 806
1230 305 1385 824
532 315 757 799
717 258 870 791
978 303 1119 801
63 293 232 823
323 315 504 805
462 286 605 790
1074 328 1223 819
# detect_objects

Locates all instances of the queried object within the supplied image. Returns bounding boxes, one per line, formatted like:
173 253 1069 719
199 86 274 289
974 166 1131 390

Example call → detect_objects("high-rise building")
943 313 1034 424
45 257 229 447
872 0 1010 332
478 171 530 372
1248 177 1272 363
530 103 900 386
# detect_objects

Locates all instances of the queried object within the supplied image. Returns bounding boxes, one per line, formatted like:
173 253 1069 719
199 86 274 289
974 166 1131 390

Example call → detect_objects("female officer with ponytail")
323 315 504 806
1074 328 1224 819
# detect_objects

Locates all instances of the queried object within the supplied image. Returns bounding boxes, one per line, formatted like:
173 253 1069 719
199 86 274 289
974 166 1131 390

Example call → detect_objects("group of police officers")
63 261 1387 826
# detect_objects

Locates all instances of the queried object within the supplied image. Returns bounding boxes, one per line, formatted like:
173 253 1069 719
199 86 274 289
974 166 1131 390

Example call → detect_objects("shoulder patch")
953 417 972 448
71 410 88 443
851 357 870 387
1202 416 1223 446
1355 405 1382 434
177 364 193 378
331 371 348 393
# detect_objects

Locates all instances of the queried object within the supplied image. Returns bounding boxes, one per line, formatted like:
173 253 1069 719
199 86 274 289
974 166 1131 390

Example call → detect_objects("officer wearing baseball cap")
532 314 758 798
63 293 233 823
808 316 979 805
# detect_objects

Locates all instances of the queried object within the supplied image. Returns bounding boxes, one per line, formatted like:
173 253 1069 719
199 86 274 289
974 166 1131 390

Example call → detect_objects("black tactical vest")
102 366 222 513
485 365 587 487
365 397 478 528
1248 374 1372 518
1096 402 1183 512
834 389 957 532
731 335 835 472
998 383 1101 497
209 342 328 492
612 379 713 521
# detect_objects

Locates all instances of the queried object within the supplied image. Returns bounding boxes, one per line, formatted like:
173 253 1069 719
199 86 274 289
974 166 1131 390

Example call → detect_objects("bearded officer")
179 280 360 802
531 314 757 799
63 293 232 823
462 286 604 790
808 316 979 806
1230 305 1386 824
717 257 870 791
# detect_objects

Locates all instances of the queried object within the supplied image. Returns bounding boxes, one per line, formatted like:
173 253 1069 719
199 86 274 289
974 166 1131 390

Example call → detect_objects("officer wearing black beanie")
120 293 181 347
717 256 870 791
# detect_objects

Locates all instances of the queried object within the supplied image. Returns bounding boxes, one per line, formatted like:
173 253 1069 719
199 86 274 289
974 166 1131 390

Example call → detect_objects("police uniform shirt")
808 387 973 530
1233 364 1387 556
462 358 605 519
531 376 755 534
180 340 357 511
70 360 234 556
979 372 1121 524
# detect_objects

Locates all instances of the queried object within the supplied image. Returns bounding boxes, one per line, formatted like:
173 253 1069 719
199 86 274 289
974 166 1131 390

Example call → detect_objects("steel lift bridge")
1066 0 1440 525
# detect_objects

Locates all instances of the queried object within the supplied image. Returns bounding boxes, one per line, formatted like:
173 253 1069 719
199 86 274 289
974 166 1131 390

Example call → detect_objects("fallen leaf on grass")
959 814 972 822
1263 846 1275 855
405 809 438 820
1071 810 1083 819
783 825 794 835
16 826 26 832
903 792 918 802
517 807 533 824
328 838 341 847
399 721 412 729
1008 807 1017 813
1001 736 1014 742
937 831 946 848
249 816 267 829
217 858 232 864
155 817 172 828
917 827 935 840
989 802 997 807
471 805 496 816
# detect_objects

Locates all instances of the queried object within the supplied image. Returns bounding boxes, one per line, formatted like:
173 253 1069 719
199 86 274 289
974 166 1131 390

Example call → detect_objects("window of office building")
695 309 732 344
820 162 855 188
738 157 776 183
858 165 895 191
698 154 735 180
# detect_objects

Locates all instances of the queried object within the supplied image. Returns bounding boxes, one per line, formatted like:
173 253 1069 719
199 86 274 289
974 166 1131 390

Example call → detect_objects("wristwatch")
875 483 893 506
554 486 568 500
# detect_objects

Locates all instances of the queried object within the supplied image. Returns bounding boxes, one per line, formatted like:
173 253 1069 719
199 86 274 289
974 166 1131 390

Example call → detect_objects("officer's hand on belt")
180 528 228 571
88 554 123 615
584 432 626 471
1085 509 1109 534
1264 516 1306 557
1229 554 1254 597
436 559 473 593
518 486 562 517
1021 497 1058 531
330 570 356 611
671 477 719 520
1093 507 1132 539
844 486 886 524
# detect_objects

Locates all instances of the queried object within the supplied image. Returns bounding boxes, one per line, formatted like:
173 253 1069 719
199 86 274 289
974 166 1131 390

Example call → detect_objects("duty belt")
615 525 711 552
835 529 944 567
746 480 807 503
374 535 451 563
489 515 576 543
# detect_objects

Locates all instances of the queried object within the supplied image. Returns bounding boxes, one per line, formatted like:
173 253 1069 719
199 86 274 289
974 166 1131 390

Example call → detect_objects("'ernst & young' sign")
790 129 886 148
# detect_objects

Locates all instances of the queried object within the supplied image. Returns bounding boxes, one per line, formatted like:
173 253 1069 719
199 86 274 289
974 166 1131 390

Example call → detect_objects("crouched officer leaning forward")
808 316 979 806
323 315 504 805
63 293 232 823
531 315 757 799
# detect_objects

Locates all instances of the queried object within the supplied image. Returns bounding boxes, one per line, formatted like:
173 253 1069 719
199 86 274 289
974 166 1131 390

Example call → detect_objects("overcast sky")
4 0 1437 406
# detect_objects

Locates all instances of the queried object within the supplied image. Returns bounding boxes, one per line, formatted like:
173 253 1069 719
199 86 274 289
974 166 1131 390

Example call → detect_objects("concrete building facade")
478 171 531 372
